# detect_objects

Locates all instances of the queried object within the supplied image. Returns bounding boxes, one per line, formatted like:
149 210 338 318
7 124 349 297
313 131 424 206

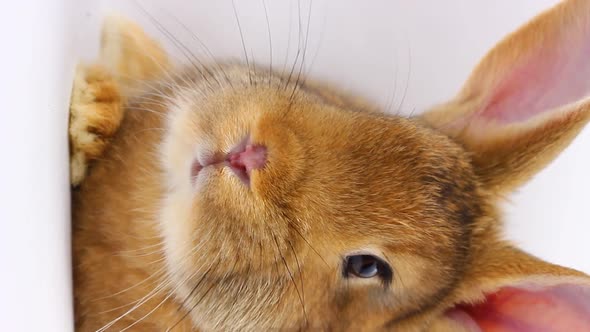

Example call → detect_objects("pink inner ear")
448 284 590 332
480 28 590 124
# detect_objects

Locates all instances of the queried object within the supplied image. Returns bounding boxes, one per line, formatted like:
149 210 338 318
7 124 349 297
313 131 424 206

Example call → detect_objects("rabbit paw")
69 64 124 186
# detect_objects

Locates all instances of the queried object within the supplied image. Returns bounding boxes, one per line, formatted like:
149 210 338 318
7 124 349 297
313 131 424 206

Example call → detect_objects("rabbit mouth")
191 136 268 186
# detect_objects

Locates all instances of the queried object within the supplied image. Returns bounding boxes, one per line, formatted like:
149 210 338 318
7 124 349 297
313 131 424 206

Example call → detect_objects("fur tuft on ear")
69 15 169 185
421 0 590 194
100 14 170 96
439 245 590 332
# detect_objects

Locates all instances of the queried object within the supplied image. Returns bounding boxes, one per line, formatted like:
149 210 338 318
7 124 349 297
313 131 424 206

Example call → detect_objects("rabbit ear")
99 14 170 96
421 0 590 194
437 244 590 332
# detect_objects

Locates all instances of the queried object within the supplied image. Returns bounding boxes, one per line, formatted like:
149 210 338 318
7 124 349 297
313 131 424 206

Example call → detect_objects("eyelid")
344 249 388 262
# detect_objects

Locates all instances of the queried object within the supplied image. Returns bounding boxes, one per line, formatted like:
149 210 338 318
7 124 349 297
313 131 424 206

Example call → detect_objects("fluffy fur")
71 1 590 331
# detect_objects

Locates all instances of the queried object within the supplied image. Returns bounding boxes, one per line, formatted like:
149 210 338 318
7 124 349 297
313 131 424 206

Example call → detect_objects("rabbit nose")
226 141 267 185
228 144 267 170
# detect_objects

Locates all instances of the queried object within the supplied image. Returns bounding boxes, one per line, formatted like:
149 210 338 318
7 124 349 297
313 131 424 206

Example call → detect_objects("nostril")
191 162 204 180
227 143 267 185
229 144 267 171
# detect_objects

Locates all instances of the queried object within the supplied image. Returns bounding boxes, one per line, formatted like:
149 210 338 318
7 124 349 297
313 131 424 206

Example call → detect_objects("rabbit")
71 1 590 331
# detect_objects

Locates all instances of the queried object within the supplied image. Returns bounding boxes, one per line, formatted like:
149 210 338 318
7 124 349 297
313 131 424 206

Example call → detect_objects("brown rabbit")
71 1 590 331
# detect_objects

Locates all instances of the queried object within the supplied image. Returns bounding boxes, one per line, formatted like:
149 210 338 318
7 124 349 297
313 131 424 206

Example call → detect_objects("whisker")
232 0 253 86
161 227 221 329
167 280 217 332
111 4 205 96
94 225 214 329
96 275 174 331
396 42 412 114
102 26 183 88
301 7 326 85
158 7 227 83
281 0 294 79
215 252 248 327
130 89 184 103
115 241 166 259
128 91 179 109
385 46 400 115
171 262 215 318
96 297 143 315
250 48 258 86
166 257 227 332
129 93 177 107
106 71 175 96
132 127 169 136
116 242 164 254
287 222 329 268
290 0 313 101
125 106 168 117
262 0 273 87
115 248 166 259
141 255 170 268
91 262 168 303
287 239 305 316
118 266 197 332
284 0 304 90
134 1 219 90
272 233 308 326
165 12 234 88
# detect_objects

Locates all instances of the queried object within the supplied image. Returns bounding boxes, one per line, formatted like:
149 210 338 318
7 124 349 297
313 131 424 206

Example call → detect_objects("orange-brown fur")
72 1 590 331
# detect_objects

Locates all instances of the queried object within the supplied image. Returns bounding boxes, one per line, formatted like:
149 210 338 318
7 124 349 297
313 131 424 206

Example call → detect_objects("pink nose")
227 143 267 185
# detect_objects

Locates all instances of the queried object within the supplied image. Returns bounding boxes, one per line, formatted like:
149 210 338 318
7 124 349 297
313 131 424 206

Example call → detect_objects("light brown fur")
72 2 590 331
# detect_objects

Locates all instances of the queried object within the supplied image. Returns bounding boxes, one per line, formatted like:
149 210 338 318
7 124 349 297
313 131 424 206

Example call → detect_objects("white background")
1 1 587 331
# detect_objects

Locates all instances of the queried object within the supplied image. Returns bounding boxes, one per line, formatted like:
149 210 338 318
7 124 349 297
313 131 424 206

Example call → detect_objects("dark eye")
344 254 393 284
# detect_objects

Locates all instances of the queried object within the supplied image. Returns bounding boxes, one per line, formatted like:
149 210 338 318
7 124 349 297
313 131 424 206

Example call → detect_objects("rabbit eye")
344 254 392 284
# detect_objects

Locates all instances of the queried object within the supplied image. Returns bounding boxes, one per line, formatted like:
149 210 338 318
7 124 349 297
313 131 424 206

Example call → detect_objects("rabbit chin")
157 192 307 330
